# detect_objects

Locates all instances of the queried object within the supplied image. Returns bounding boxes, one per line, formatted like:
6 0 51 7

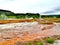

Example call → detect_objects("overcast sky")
0 0 60 14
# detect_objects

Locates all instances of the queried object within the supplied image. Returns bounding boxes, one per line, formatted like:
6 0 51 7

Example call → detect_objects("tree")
0 13 8 20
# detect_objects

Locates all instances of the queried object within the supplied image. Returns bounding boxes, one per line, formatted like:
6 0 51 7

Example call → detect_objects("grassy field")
31 18 60 24
43 18 60 23
0 18 60 24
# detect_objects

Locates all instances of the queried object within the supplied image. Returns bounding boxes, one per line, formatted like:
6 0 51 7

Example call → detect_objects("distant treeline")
0 9 40 20
41 15 60 18
0 9 60 20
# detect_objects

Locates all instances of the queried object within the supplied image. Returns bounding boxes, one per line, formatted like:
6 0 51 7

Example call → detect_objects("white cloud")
0 0 60 14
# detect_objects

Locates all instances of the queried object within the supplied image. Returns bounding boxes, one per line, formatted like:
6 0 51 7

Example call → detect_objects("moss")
46 37 55 44
25 42 32 45
35 42 44 45
33 39 44 45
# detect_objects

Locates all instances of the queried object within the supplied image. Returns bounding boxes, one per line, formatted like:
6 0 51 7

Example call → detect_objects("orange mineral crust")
0 22 60 45
0 34 40 45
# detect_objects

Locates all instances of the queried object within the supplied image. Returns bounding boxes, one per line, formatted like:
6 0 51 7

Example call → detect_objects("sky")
0 0 60 15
